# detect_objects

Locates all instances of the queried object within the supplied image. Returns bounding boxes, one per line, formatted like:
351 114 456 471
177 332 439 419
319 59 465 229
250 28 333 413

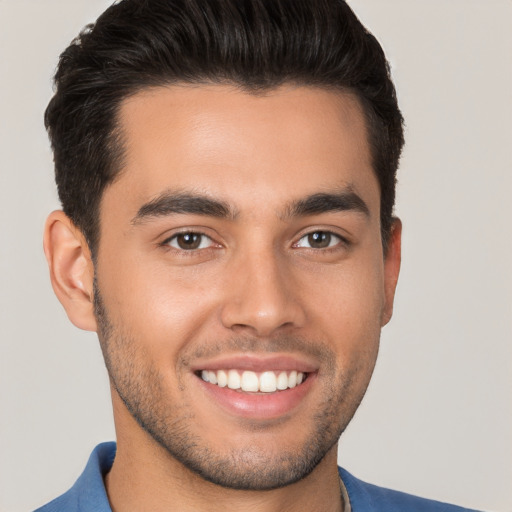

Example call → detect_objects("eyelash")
293 230 348 251
160 229 349 254
161 231 218 253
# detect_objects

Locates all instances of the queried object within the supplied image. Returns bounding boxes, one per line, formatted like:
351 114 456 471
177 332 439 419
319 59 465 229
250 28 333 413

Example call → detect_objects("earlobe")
43 211 98 332
381 218 402 326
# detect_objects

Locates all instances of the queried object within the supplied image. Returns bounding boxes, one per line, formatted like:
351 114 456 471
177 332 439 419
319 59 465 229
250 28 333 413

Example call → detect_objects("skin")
44 84 401 512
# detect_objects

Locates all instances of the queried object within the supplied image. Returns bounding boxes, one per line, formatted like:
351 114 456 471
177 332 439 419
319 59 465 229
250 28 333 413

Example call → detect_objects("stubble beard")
93 284 376 491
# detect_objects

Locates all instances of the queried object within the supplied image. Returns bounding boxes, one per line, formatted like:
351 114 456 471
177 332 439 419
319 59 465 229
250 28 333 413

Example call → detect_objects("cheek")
97 257 223 358
302 256 385 368
306 259 385 330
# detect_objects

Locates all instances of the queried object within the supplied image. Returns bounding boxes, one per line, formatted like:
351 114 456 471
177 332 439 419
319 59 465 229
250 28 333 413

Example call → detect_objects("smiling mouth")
197 369 308 393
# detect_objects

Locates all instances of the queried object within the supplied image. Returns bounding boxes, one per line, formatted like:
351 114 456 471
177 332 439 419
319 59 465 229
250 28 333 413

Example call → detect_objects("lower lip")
197 374 316 420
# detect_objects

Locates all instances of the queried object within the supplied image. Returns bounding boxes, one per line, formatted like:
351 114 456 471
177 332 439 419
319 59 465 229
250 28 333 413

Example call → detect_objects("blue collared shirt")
34 442 481 512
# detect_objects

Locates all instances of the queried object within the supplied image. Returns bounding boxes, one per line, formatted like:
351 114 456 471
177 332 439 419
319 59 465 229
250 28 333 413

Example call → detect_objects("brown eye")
168 232 211 250
295 231 343 249
307 231 332 248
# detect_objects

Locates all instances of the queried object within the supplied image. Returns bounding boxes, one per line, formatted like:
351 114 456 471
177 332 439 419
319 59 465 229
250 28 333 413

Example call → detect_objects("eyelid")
170 233 213 250
295 233 340 249
159 228 221 251
158 226 350 252
292 228 351 249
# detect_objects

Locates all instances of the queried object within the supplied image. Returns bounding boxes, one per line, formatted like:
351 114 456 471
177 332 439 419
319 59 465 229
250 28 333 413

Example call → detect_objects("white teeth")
200 369 306 393
227 369 241 389
217 370 228 387
241 371 259 392
276 371 288 390
259 371 277 392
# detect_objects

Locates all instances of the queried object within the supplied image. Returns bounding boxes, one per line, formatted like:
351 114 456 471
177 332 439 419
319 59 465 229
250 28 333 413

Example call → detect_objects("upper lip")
190 354 318 373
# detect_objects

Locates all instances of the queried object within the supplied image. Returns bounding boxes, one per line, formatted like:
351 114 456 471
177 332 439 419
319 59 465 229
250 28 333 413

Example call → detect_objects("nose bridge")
220 243 305 336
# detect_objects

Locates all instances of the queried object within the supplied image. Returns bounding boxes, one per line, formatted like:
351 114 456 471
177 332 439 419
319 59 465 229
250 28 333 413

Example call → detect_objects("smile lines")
200 369 306 393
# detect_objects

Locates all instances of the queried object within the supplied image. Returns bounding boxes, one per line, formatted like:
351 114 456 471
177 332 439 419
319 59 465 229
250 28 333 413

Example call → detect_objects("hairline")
90 79 389 262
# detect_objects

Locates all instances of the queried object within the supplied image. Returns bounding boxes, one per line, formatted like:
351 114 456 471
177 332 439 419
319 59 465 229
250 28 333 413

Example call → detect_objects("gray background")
0 1 511 511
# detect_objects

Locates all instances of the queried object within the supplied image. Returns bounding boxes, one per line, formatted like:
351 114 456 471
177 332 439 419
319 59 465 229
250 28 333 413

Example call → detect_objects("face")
93 84 400 490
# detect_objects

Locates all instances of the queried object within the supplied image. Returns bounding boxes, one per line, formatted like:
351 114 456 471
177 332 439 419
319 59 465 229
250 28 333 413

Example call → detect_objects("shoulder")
33 490 78 512
33 442 115 512
338 467 482 512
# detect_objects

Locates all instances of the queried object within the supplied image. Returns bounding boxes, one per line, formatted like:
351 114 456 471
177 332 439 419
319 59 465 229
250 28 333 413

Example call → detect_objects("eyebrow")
132 187 370 225
283 190 370 219
132 191 236 224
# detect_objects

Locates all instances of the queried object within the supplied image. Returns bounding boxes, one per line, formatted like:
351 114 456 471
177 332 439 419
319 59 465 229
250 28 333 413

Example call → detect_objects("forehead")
109 84 378 216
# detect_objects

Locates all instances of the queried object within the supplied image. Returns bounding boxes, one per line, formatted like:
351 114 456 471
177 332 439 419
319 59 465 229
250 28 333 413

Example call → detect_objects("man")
36 0 481 511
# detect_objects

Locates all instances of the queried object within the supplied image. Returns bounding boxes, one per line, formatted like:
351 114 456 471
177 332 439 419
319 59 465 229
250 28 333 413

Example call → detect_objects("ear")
43 211 98 332
381 218 402 326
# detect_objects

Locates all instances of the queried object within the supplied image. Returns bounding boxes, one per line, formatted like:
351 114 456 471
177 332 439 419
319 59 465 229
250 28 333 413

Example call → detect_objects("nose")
220 249 306 337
